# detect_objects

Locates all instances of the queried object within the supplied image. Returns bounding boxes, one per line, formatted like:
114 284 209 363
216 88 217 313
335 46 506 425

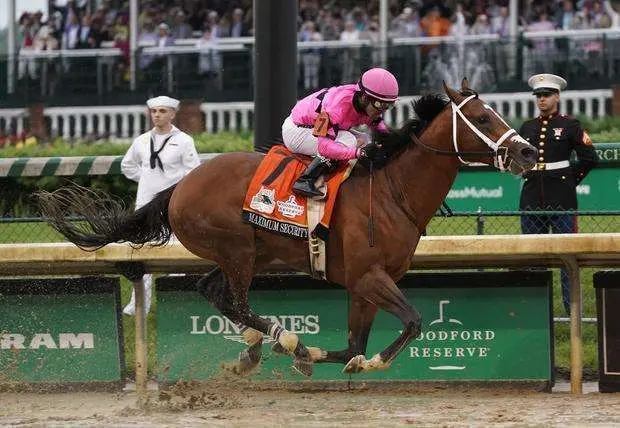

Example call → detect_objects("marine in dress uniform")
519 74 599 313
120 95 201 315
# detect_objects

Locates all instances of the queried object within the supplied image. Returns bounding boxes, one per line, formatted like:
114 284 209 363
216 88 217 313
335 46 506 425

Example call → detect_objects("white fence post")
0 108 27 136
41 106 148 140
200 102 254 133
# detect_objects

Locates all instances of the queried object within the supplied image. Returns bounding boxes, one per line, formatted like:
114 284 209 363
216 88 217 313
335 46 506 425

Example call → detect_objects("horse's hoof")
367 353 390 371
292 358 313 377
271 341 291 355
222 348 261 375
233 362 257 375
343 355 366 374
237 348 260 371
222 359 254 375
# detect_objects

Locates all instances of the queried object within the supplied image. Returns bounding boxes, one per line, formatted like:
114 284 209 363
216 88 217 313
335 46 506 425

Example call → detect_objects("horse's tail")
35 183 177 251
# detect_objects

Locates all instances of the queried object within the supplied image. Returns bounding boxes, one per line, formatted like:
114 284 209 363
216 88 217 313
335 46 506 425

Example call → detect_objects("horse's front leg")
342 264 422 374
308 293 378 365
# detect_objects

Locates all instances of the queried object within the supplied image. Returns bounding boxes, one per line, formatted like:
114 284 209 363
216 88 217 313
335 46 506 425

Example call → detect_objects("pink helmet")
358 68 399 102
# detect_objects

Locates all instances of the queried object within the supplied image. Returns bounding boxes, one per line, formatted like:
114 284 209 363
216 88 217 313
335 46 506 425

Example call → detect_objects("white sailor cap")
528 73 567 94
146 95 180 110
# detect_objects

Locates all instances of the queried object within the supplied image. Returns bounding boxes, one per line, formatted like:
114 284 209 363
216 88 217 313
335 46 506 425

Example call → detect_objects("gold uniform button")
539 149 544 154
543 121 548 125
539 134 545 139
539 142 545 146
541 127 547 132
555 136 560 140
562 176 566 179
538 157 544 161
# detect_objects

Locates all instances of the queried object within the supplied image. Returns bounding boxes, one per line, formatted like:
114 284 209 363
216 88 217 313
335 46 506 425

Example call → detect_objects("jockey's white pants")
281 115 358 156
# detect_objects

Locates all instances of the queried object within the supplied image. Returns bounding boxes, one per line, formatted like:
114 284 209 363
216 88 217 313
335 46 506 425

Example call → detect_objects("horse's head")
442 78 538 175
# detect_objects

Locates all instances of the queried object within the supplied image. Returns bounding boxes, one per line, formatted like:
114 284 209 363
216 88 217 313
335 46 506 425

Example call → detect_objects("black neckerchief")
150 131 174 171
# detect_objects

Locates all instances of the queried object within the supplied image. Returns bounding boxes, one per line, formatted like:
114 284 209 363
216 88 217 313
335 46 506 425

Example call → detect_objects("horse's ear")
461 77 471 92
443 80 460 103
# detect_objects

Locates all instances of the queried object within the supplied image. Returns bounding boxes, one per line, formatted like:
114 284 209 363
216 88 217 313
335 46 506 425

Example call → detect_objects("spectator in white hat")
172 10 193 39
229 8 249 37
120 96 200 316
156 22 174 48
205 10 225 38
142 23 174 93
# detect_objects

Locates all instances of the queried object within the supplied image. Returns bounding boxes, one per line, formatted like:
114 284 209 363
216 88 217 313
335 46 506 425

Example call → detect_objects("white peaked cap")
528 73 567 94
146 95 180 110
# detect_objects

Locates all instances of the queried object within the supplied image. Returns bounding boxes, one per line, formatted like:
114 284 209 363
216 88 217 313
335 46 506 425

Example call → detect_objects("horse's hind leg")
343 265 422 374
197 267 263 374
218 260 316 377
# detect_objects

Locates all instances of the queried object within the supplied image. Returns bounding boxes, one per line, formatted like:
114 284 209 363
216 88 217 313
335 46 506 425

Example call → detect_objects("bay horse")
37 79 537 377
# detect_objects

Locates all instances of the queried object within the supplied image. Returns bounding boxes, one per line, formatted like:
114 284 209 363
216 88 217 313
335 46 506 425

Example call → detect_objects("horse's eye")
477 115 489 124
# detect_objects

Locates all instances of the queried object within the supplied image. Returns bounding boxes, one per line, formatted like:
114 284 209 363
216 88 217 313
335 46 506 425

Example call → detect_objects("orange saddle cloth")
242 145 350 240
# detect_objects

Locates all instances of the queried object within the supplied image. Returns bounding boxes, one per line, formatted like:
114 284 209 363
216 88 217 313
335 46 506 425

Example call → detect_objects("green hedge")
0 132 255 216
0 132 254 158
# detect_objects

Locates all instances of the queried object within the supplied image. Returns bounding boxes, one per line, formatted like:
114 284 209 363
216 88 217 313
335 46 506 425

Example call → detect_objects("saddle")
242 145 355 279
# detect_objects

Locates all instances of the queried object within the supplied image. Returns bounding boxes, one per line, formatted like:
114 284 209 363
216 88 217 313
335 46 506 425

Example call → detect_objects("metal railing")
4 29 620 107
2 210 618 244
426 210 620 236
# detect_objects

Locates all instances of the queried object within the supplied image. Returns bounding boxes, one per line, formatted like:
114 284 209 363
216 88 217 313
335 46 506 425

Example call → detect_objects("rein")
408 132 494 158
367 160 375 247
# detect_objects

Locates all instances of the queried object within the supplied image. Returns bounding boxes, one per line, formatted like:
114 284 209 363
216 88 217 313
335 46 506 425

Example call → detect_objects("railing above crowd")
4 28 620 108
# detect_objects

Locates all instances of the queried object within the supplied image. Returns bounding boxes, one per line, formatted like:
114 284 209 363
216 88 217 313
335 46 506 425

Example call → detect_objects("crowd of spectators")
15 0 620 92
18 0 620 48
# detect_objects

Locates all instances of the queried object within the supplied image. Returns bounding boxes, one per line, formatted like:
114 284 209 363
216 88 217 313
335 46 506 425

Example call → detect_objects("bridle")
411 94 529 172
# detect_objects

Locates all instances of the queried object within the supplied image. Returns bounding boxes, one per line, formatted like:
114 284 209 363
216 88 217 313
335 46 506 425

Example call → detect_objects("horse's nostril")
521 146 538 159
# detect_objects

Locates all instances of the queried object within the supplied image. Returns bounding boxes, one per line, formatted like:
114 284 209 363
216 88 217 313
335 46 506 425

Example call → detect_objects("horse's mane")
366 93 449 169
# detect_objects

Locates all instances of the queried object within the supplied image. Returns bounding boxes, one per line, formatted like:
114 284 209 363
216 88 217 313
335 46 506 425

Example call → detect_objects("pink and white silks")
282 84 388 161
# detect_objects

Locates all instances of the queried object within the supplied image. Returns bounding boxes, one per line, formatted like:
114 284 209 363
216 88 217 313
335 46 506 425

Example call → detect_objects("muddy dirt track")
1 379 619 427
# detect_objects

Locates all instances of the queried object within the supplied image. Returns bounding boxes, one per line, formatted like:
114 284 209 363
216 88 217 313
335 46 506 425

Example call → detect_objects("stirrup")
293 180 324 197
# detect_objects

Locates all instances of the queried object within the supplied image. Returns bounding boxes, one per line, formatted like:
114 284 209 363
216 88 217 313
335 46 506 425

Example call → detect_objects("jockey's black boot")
293 157 331 198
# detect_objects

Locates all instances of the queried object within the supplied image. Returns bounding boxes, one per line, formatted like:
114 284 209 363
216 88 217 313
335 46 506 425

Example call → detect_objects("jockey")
282 67 399 197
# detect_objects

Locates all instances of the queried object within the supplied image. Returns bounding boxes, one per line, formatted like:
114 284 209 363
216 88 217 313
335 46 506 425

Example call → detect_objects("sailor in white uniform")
121 95 200 315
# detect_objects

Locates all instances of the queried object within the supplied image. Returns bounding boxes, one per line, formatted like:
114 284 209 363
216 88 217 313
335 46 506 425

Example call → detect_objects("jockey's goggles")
369 98 394 111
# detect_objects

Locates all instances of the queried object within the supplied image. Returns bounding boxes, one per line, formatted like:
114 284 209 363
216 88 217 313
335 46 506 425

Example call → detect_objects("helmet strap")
352 91 366 113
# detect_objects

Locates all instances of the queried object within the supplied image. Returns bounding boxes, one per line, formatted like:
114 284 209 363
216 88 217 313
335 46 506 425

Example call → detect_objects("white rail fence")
45 106 149 141
200 89 612 134
200 102 254 134
0 89 613 139
0 108 27 137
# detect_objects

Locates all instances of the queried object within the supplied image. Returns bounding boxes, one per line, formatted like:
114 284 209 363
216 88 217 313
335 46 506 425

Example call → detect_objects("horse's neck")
385 117 460 229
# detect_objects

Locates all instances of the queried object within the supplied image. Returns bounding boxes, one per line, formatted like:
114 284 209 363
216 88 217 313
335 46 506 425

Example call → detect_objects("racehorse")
37 79 538 377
